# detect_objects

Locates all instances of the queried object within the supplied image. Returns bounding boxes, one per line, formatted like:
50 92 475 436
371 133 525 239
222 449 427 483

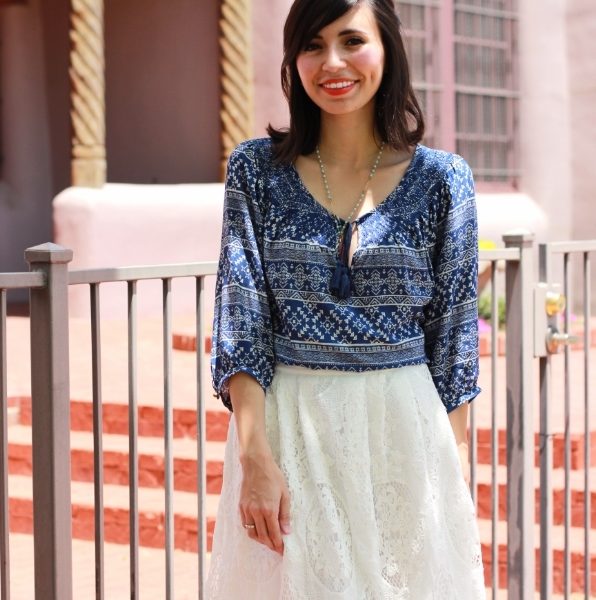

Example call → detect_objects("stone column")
219 0 254 175
69 0 106 187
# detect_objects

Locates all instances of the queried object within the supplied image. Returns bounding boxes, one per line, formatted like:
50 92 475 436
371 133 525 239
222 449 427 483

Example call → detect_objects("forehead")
313 4 381 39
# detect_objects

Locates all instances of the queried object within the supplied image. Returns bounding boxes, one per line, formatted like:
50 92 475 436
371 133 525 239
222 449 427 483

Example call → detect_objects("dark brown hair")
267 0 425 164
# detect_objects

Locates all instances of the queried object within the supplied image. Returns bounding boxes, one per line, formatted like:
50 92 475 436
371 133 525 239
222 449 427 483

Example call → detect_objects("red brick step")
474 463 596 528
14 395 231 442
8 474 219 553
479 518 596 595
476 427 596 470
7 425 225 495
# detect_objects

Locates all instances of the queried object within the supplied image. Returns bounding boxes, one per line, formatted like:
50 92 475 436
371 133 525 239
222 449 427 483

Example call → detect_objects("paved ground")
3 315 596 598
5 530 593 600
5 533 205 600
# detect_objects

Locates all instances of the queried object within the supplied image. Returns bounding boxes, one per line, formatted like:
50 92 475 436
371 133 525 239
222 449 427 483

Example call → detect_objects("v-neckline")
289 143 422 225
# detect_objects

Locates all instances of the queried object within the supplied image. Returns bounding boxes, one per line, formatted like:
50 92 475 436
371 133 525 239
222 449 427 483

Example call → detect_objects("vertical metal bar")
127 280 139 600
490 260 498 600
503 232 535 600
563 253 571 600
25 243 74 600
539 244 553 600
0 289 10 600
90 283 105 600
163 279 174 600
583 252 591 600
196 276 207 600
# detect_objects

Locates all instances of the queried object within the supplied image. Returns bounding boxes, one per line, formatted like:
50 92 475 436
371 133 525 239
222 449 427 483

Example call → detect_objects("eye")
302 41 321 52
346 37 365 47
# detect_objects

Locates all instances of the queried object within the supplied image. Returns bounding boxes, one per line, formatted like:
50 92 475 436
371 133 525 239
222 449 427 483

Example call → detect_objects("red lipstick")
319 79 357 96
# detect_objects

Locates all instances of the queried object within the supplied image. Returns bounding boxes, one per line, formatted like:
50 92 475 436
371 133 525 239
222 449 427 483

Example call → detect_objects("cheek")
354 46 385 80
296 56 316 88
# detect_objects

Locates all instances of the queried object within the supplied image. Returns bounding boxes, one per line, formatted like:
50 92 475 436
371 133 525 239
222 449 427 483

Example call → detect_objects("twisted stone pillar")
69 0 106 187
219 0 254 176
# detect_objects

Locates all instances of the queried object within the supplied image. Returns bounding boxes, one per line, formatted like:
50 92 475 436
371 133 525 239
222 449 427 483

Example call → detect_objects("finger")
264 508 284 554
279 489 292 535
239 504 248 528
239 504 254 533
252 512 276 552
239 504 260 542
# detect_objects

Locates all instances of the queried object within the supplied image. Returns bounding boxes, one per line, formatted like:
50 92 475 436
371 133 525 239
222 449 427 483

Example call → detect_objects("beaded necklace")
315 142 385 299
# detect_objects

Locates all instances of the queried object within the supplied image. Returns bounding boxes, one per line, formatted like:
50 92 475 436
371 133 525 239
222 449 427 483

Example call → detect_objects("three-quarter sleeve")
423 156 481 413
211 143 275 411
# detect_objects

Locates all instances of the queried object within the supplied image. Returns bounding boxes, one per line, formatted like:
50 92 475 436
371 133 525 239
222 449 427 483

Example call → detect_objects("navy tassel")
330 222 353 299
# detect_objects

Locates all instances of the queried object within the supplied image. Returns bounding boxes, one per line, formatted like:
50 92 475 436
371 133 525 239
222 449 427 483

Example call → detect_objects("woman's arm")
230 372 269 455
229 373 291 555
448 402 470 485
211 142 276 411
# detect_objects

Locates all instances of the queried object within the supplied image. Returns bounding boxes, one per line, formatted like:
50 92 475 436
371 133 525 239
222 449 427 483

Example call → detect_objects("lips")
319 79 358 96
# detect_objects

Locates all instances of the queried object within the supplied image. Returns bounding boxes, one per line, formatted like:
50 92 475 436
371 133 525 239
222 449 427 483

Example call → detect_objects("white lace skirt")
206 363 485 599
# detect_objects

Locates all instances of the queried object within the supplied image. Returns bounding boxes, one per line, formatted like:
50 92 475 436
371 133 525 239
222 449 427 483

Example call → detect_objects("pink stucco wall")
568 0 596 242
518 0 573 243
251 0 292 136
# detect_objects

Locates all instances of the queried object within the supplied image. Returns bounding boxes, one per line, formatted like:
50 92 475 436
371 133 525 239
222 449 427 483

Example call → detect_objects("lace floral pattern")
206 364 486 599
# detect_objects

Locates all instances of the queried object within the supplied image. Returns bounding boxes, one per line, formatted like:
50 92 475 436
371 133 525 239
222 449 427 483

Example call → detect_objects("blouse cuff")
214 366 271 412
444 385 482 414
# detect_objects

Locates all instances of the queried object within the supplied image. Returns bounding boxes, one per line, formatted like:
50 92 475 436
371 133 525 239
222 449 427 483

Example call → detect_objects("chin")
317 98 376 118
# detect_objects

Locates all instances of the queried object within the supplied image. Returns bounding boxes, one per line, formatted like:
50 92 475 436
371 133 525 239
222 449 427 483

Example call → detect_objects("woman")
207 0 485 598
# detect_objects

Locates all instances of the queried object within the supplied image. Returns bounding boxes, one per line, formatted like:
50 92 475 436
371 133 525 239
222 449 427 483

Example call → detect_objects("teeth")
323 81 354 89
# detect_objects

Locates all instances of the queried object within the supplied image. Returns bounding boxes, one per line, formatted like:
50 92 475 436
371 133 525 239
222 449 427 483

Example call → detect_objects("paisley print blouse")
211 137 481 413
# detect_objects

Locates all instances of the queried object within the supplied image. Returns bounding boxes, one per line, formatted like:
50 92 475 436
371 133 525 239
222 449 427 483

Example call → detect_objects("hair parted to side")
267 0 425 164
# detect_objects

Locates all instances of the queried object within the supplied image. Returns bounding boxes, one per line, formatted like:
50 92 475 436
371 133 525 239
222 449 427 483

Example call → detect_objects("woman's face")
295 3 385 118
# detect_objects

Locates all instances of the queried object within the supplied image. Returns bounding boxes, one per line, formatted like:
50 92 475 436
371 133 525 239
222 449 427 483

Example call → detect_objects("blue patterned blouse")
211 137 481 413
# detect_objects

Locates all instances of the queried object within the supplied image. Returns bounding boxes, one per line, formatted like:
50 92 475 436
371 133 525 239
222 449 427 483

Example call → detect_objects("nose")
322 46 346 71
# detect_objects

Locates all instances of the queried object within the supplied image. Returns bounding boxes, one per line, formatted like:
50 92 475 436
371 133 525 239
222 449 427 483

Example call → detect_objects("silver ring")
243 523 256 530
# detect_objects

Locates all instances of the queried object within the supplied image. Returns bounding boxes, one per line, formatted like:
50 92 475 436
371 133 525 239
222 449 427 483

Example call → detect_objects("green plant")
478 293 506 329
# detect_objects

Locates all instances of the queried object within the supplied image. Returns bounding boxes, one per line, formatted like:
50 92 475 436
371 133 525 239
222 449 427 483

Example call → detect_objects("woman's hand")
239 449 292 555
228 372 292 555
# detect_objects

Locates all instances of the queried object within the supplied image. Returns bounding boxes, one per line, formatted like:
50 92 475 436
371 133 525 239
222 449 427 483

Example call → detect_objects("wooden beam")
69 0 106 187
219 0 254 178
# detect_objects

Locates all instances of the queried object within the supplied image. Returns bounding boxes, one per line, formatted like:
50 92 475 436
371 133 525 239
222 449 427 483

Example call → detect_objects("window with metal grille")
400 0 519 187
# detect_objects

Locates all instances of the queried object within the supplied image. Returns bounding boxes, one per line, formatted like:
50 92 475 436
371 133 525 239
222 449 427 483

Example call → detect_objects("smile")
319 79 357 96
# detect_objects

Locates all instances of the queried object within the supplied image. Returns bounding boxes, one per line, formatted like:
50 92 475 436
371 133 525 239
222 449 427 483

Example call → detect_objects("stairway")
7 398 596 595
7 394 229 554
4 316 596 596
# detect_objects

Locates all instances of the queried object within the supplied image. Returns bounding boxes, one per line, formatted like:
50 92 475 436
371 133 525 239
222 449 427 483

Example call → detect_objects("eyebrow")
312 28 367 39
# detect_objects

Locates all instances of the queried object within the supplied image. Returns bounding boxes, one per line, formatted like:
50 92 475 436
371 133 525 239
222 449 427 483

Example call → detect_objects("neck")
317 104 381 169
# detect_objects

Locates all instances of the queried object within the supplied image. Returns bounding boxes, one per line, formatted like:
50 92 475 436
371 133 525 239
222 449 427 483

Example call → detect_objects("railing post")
25 243 73 600
503 231 535 600
537 243 553 600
